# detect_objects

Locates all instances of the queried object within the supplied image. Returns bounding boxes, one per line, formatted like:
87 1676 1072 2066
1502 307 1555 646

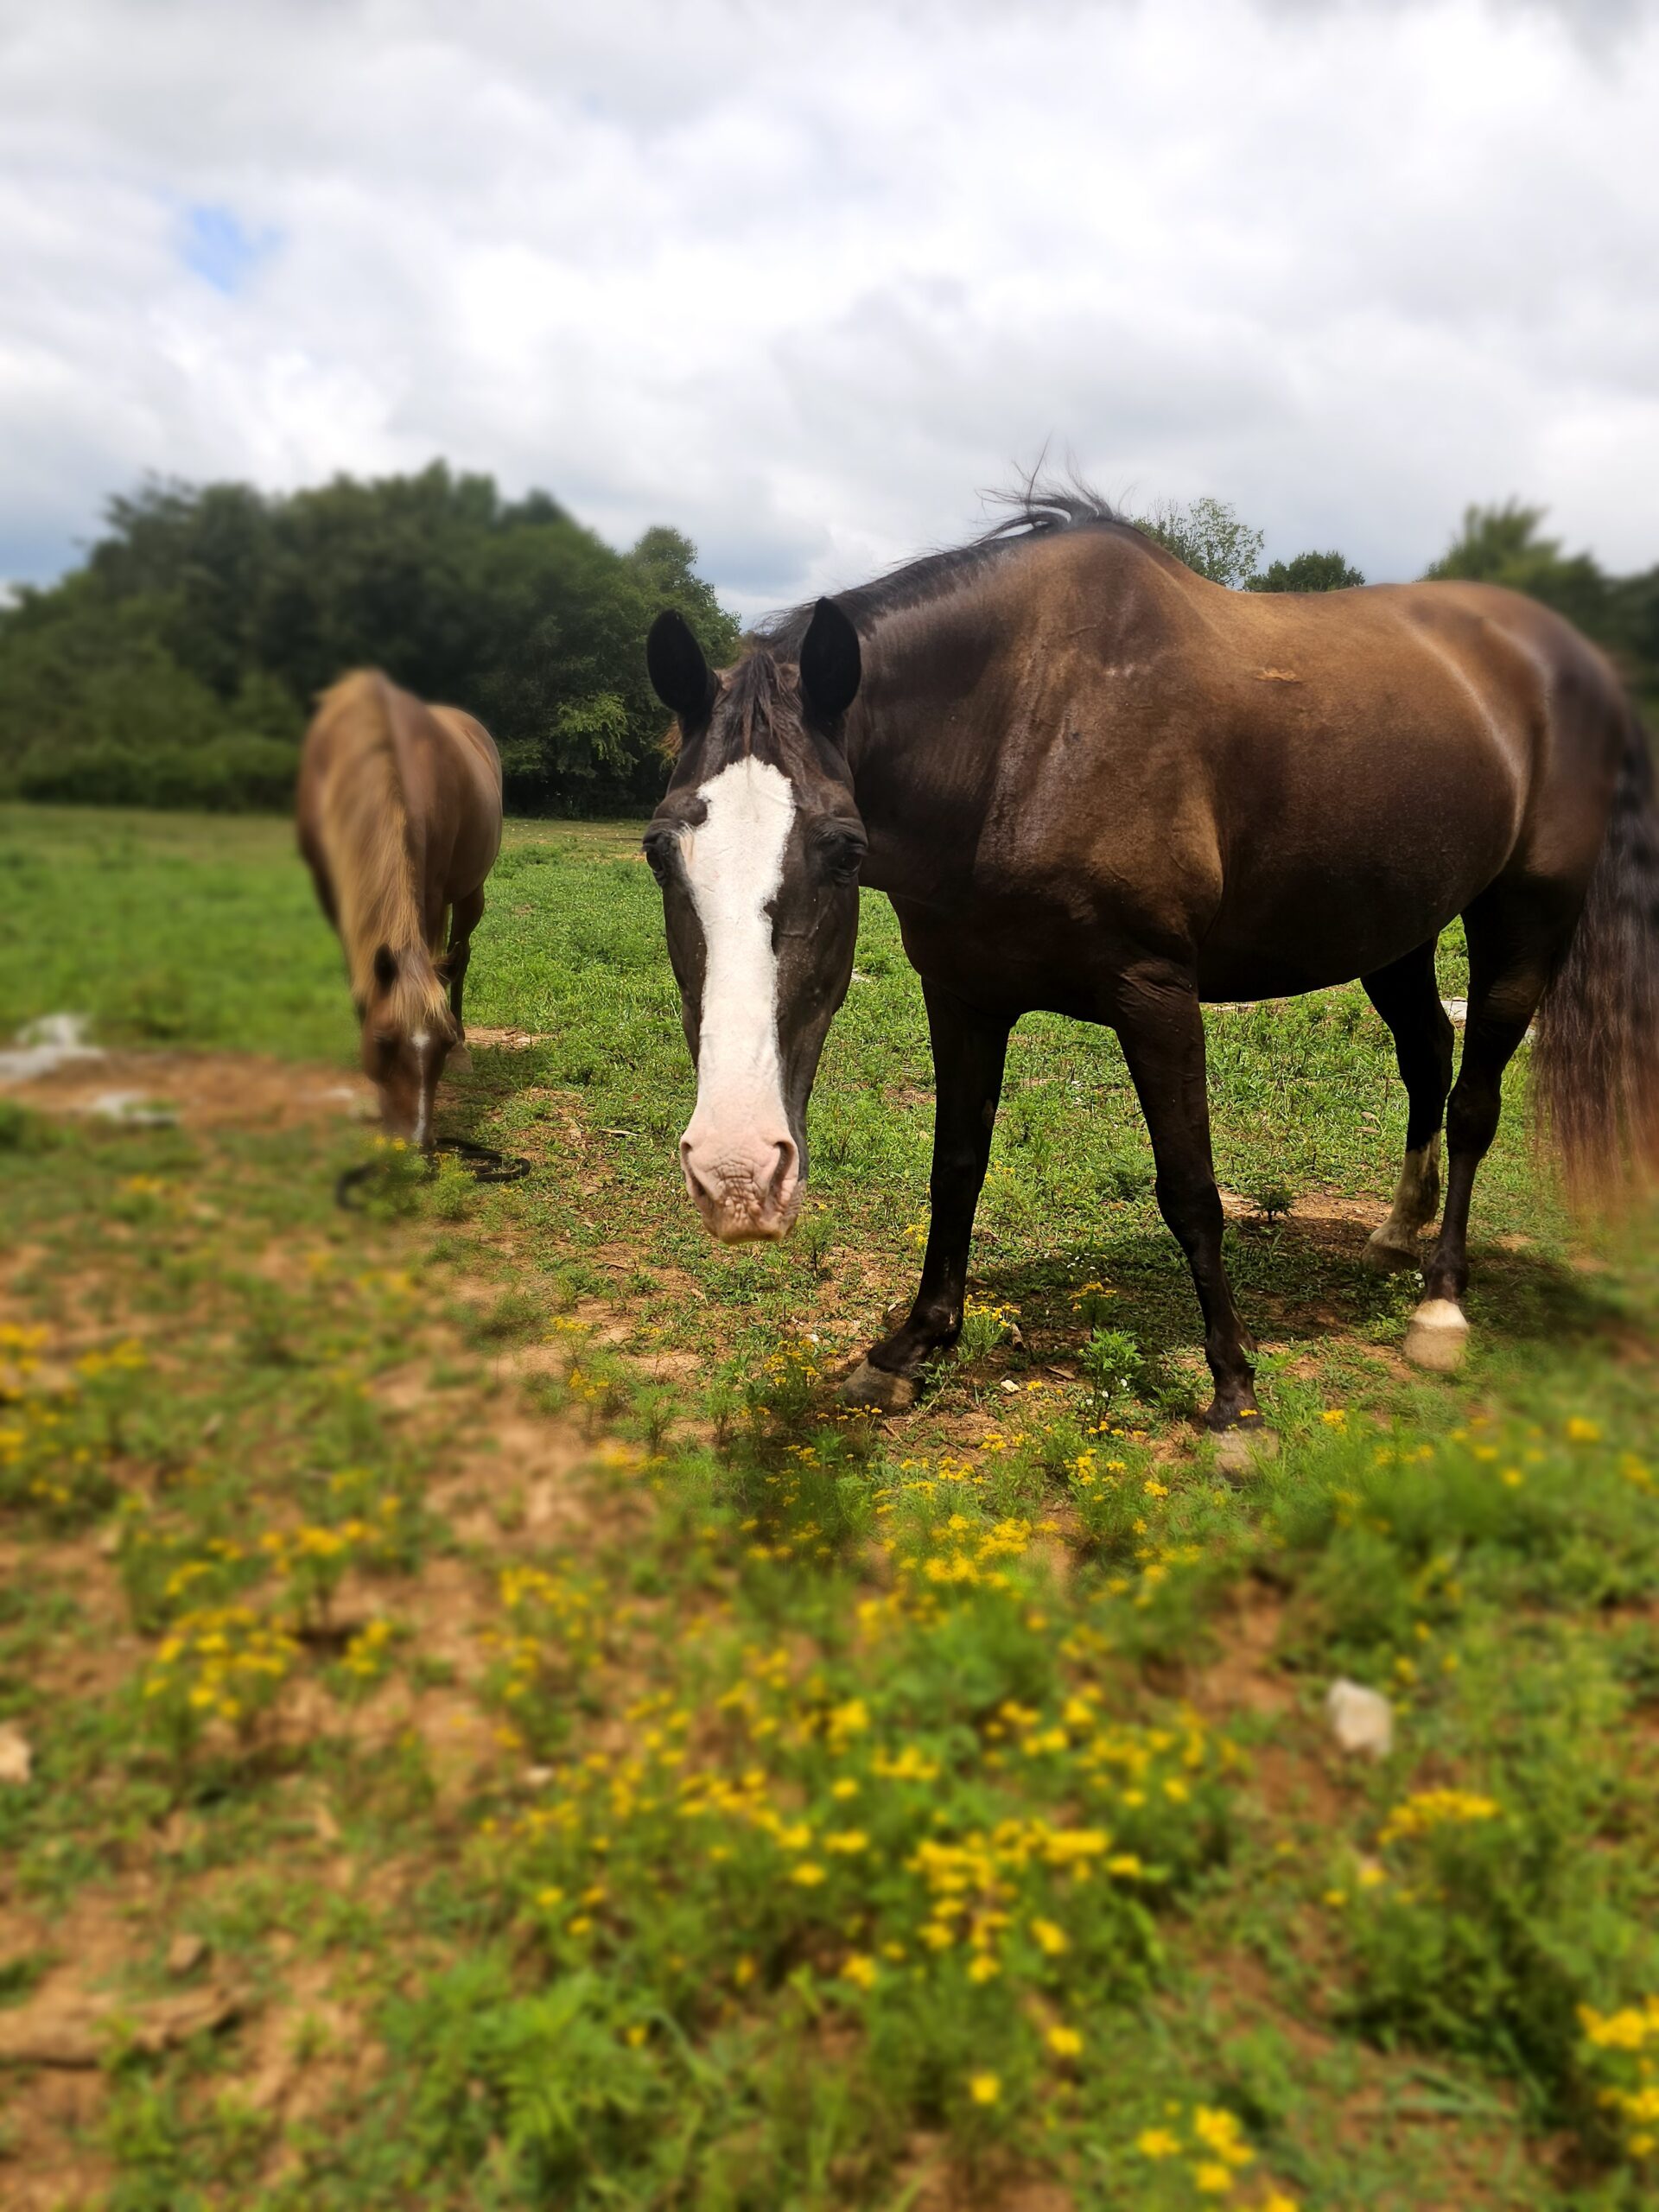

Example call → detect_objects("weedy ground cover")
0 804 1656 2209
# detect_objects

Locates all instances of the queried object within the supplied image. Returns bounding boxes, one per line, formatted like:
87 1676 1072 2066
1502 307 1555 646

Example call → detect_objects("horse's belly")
1198 842 1497 999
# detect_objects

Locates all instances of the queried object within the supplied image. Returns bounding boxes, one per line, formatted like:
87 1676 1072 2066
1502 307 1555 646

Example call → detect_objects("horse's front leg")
841 982 1011 1412
446 887 486 1039
1114 969 1263 1436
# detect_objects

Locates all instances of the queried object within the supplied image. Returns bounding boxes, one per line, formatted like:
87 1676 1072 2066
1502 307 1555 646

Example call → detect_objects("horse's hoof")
839 1359 921 1414
1363 1228 1421 1274
1212 1424 1280 1478
1404 1298 1468 1373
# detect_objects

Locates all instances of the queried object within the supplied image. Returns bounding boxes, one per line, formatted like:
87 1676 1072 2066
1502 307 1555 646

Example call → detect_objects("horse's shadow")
966 1207 1629 1375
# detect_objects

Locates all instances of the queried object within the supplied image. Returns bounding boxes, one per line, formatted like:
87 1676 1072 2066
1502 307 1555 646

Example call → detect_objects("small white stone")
1325 1678 1394 1759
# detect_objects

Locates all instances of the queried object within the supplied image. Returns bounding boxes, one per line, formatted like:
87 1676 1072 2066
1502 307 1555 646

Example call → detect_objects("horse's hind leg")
1362 942 1456 1270
1406 887 1564 1371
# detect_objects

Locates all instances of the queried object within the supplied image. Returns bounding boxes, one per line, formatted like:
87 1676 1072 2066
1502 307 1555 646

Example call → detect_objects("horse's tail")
1535 707 1659 1203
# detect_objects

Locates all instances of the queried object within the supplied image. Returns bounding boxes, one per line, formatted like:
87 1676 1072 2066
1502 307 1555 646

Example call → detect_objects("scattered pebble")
1325 1678 1395 1758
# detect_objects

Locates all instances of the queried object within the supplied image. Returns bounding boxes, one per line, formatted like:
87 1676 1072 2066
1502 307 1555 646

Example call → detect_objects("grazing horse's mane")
755 480 1130 657
312 672 449 1028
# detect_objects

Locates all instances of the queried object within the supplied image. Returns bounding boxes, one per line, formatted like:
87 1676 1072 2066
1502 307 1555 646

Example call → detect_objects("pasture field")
2 801 1657 2211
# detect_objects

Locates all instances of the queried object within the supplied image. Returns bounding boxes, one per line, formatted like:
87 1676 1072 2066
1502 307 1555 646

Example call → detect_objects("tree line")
0 466 739 814
1 467 1653 815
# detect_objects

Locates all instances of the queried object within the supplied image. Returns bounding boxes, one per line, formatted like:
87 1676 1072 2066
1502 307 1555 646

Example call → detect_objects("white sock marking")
1379 1135 1440 1242
681 759 795 1174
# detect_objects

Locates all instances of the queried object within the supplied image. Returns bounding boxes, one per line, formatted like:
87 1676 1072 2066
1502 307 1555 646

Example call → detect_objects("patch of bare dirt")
4 1049 374 1133
1187 1579 1294 1720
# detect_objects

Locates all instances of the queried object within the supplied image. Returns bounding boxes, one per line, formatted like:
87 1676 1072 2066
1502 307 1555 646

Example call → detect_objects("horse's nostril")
767 1140 798 1206
679 1140 715 1207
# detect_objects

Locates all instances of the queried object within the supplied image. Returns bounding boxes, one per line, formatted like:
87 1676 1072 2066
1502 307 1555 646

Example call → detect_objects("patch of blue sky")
180 202 279 295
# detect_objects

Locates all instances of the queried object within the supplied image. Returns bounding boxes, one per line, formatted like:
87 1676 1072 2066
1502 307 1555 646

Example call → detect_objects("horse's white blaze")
410 1032 437 1147
680 758 796 1215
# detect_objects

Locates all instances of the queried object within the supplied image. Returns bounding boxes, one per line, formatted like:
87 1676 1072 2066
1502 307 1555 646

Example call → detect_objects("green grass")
1 802 1656 2209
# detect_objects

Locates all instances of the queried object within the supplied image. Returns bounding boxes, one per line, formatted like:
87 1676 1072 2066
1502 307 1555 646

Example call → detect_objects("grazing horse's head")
357 944 457 1149
645 601 865 1243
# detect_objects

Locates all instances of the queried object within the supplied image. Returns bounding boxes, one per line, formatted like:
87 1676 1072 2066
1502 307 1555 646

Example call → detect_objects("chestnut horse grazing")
644 490 1659 1435
297 671 502 1146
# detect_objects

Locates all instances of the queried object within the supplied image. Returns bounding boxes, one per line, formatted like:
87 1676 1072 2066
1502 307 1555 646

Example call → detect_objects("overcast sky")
3 0 1656 614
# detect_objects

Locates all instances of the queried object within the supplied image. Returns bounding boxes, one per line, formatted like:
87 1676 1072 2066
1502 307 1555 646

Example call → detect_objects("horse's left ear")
372 944 398 993
799 598 861 722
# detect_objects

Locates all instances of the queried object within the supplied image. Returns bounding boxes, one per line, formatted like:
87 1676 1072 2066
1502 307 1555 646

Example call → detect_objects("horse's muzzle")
680 1130 801 1243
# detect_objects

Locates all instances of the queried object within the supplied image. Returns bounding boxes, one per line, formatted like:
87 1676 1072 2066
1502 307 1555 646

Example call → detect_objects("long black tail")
1535 709 1659 1201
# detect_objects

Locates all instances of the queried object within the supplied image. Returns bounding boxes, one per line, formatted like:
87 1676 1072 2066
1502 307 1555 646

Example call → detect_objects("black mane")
716 645 798 757
755 480 1130 654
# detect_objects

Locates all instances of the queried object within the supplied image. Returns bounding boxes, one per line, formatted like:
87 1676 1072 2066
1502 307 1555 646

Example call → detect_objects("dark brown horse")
297 670 502 1145
644 492 1659 1435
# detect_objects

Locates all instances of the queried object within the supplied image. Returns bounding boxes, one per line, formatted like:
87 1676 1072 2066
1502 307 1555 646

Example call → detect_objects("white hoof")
1213 1425 1280 1478
838 1359 920 1414
1404 1298 1468 1373
1363 1228 1421 1274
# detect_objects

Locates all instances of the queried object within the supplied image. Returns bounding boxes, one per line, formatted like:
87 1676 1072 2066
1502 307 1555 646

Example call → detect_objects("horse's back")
967 536 1630 1000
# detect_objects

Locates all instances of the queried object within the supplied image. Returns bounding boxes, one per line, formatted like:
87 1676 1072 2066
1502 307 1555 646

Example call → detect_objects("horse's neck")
842 618 1010 893
328 750 429 990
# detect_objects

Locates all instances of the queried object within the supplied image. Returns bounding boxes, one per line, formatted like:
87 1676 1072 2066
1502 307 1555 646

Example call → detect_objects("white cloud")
2 0 1656 610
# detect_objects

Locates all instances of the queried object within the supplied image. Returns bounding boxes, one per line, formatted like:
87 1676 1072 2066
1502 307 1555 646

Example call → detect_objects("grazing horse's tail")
1535 709 1659 1202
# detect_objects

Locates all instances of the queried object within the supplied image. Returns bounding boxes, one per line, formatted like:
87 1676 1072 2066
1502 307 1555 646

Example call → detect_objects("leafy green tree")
1250 550 1365 592
0 466 739 812
1129 496 1265 588
1422 502 1609 634
1422 501 1659 715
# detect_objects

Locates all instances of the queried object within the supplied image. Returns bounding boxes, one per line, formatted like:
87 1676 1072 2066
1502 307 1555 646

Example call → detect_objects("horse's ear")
799 598 861 722
372 944 398 993
646 610 716 723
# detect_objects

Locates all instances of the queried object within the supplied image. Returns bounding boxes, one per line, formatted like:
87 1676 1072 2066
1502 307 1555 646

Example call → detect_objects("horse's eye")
819 828 867 885
643 830 677 887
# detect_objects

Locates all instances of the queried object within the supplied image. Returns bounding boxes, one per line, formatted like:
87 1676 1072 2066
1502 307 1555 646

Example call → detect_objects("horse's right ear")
799 598 861 722
646 611 716 724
